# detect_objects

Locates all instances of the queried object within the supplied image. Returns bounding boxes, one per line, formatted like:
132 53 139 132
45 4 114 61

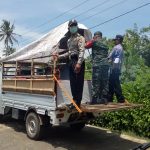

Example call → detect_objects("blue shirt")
108 44 124 71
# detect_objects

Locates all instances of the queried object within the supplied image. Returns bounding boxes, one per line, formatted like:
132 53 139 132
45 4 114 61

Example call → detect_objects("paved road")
0 117 143 150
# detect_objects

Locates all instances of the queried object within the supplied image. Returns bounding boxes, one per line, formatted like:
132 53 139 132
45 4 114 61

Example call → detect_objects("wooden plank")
3 61 16 64
14 75 53 78
3 78 54 81
30 59 33 93
2 62 4 79
15 61 18 92
2 80 54 89
81 103 142 113
3 80 15 86
16 80 30 88
2 87 55 95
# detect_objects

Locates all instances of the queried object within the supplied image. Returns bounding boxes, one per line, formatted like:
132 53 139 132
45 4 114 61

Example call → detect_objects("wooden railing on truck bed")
2 60 56 96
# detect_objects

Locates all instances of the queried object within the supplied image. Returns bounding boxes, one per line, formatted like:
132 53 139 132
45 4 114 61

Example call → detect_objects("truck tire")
25 112 43 140
70 122 85 131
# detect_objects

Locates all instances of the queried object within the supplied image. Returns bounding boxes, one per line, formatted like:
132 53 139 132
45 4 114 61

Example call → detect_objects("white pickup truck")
0 59 139 140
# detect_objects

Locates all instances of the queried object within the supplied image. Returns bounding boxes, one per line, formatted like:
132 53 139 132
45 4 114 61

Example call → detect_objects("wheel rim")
28 118 37 135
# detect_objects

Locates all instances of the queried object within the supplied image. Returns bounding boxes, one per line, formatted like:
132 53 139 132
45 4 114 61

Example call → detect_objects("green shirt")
92 40 109 66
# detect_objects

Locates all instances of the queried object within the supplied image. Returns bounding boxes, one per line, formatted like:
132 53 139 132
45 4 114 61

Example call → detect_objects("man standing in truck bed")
57 19 86 108
108 35 125 103
85 31 109 104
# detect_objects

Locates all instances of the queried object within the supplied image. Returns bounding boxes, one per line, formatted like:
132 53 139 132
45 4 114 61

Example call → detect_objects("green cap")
94 31 102 37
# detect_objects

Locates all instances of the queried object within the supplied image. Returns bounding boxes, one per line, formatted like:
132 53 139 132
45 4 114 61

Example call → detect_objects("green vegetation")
85 57 92 80
87 24 150 138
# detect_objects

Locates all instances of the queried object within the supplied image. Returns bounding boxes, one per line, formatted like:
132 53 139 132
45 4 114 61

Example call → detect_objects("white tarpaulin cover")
1 21 92 63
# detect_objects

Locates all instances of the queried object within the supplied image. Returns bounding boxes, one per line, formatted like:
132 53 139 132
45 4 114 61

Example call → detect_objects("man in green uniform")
85 31 109 104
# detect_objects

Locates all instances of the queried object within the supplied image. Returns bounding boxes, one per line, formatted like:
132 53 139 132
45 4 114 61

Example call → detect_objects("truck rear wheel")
25 112 43 140
70 122 85 131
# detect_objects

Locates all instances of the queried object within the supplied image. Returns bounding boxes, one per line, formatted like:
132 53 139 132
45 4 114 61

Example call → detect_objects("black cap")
113 35 123 42
94 31 102 37
68 19 78 27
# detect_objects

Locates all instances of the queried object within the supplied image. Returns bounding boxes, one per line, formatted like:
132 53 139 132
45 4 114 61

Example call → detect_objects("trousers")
108 68 125 102
91 65 109 103
69 59 85 106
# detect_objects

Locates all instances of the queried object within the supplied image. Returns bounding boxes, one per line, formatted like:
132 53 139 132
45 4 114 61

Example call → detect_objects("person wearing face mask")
57 19 85 108
85 31 109 104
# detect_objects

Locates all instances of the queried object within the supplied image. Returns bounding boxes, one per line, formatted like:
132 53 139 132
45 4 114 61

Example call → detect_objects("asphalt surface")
0 116 144 150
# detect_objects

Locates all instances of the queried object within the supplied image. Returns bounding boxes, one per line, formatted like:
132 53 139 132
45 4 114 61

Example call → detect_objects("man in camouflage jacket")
85 31 109 104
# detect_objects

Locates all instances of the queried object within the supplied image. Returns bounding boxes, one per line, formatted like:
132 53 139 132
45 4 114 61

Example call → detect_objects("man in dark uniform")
85 31 109 104
58 20 85 108
108 35 125 103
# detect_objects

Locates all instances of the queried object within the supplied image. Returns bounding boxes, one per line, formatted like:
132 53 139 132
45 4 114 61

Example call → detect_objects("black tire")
25 112 43 140
70 122 85 131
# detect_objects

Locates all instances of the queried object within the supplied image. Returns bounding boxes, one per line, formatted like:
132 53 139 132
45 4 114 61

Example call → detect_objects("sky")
0 0 150 56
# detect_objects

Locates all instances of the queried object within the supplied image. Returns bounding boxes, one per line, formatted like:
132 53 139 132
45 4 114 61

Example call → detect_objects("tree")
3 46 16 56
139 26 150 67
0 20 20 56
121 24 150 82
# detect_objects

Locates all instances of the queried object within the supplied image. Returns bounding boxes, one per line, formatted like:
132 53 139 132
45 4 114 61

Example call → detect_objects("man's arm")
58 50 69 60
108 48 115 60
85 40 94 49
52 42 69 61
77 36 85 65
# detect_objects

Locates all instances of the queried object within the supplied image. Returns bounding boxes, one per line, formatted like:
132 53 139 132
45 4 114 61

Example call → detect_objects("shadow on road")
0 116 141 150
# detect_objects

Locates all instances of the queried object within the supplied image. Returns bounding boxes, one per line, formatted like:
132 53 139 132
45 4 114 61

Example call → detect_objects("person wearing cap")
85 31 109 104
57 19 86 108
108 35 125 103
